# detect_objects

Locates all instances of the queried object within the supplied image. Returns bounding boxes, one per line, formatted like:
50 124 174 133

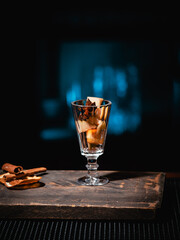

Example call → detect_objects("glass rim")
71 99 112 107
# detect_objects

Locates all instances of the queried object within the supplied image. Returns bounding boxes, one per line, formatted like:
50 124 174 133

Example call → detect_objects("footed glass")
71 98 111 186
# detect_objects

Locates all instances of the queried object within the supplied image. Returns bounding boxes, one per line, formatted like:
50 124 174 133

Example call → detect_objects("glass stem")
86 156 99 181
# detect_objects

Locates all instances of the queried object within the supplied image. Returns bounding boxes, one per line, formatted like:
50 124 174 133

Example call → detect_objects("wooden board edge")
0 205 156 220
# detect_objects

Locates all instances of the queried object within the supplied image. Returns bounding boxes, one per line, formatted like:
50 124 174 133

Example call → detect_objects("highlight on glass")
71 97 112 186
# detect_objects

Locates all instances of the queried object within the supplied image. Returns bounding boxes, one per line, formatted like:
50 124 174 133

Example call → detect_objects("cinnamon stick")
2 163 23 174
3 167 47 182
0 173 42 188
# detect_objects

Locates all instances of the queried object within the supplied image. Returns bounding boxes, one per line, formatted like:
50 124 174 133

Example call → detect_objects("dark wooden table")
0 171 165 220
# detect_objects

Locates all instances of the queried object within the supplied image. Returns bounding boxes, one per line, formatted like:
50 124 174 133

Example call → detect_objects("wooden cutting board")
0 171 165 219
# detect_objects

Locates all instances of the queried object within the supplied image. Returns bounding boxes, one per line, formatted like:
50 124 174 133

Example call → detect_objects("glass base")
77 176 109 186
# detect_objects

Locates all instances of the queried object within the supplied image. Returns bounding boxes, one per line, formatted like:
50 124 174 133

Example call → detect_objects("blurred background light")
93 67 103 96
40 128 72 140
42 99 60 118
40 42 142 140
116 70 128 97
66 83 81 107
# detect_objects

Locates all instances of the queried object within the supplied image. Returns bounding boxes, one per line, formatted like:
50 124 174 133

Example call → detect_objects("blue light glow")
56 43 142 139
109 109 141 134
128 114 141 132
128 64 138 76
109 108 127 134
66 83 81 106
93 67 103 96
42 99 59 118
41 128 72 140
116 70 128 97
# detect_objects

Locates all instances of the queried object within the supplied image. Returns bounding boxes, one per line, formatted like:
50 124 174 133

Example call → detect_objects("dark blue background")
3 8 180 171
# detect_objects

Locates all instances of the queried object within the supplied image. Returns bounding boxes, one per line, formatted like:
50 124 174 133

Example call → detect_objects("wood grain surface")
0 171 165 219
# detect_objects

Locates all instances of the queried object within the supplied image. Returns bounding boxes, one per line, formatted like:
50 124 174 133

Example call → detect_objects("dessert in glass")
71 97 112 186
